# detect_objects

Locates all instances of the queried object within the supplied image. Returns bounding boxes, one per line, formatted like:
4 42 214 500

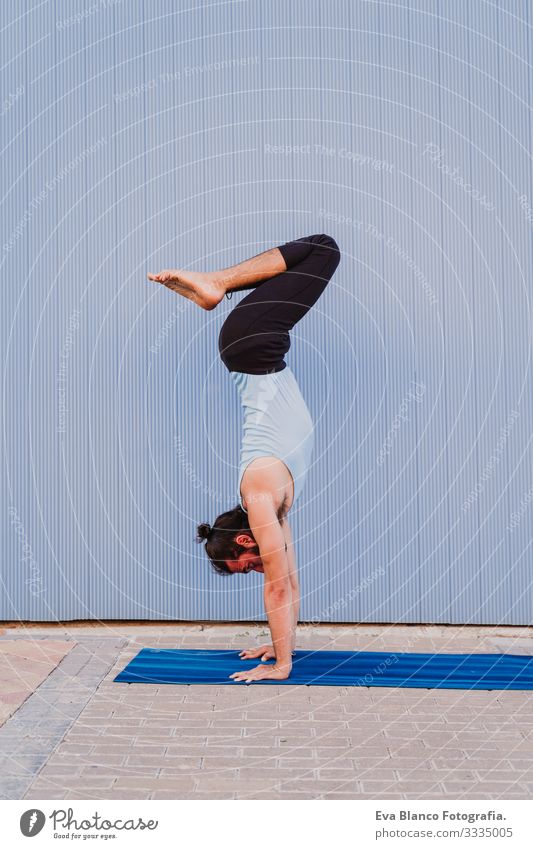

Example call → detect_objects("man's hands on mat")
229 662 292 683
239 644 297 662
239 644 276 661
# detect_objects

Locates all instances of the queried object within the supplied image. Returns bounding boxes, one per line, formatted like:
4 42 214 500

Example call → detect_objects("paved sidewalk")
0 640 74 725
1 623 533 800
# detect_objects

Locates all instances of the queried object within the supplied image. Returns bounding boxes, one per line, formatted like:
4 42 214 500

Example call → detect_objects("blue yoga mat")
114 648 533 689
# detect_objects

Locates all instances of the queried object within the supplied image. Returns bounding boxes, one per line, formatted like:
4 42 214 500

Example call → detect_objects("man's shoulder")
242 456 291 493
241 457 292 517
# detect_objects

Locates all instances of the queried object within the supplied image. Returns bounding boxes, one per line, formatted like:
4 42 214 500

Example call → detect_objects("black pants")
218 233 341 375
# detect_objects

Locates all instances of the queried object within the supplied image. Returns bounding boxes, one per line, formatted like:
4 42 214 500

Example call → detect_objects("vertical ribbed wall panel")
1 1 531 623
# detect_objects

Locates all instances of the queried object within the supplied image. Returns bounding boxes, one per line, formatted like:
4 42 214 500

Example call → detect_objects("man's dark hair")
196 504 252 575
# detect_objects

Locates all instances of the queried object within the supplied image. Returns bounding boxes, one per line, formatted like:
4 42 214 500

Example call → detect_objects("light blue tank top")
231 366 315 511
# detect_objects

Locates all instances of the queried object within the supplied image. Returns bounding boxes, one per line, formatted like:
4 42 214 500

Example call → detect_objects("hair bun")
196 522 212 542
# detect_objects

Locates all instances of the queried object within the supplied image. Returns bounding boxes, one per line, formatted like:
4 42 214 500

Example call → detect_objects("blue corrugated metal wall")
2 1 532 623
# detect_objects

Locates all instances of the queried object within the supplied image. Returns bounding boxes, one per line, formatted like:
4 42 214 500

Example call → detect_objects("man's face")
225 533 264 574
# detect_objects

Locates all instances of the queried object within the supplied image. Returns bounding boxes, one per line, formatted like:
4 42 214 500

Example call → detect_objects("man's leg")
218 234 341 374
147 245 289 309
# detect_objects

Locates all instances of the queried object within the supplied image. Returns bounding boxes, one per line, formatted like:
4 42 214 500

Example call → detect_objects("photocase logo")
17 807 159 837
20 809 46 837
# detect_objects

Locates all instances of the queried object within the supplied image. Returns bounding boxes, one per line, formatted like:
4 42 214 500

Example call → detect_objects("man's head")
196 505 264 575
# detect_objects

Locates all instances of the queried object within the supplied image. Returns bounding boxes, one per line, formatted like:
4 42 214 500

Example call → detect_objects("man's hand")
239 644 296 661
239 644 276 661
229 662 292 683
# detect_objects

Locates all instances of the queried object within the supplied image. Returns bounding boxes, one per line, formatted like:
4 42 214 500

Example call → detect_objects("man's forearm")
282 522 299 653
290 585 300 652
264 584 293 668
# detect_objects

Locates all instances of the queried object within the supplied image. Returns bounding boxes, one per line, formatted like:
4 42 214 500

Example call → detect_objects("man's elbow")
264 579 292 604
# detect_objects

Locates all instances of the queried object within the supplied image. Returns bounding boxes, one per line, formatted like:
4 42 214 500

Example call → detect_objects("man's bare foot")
146 268 226 310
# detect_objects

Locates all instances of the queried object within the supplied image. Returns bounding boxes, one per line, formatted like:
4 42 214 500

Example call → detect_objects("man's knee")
318 232 340 255
309 233 341 265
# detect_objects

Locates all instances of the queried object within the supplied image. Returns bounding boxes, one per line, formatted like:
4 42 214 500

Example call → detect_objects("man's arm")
229 492 293 683
238 510 300 663
280 516 299 652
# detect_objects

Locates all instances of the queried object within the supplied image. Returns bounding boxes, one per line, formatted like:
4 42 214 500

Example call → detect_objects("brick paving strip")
0 636 127 799
0 640 74 726
0 625 532 800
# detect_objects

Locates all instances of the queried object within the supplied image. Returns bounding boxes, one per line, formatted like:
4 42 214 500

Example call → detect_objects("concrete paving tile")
30 777 115 791
123 754 179 768
113 777 195 790
165 745 239 757
316 768 359 780
108 789 168 799
150 790 211 799
276 757 329 769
